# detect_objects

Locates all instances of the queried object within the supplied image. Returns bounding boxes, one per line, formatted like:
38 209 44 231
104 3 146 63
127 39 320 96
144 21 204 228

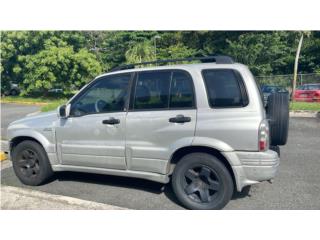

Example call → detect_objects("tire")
270 145 280 157
10 89 18 96
12 140 53 186
266 92 289 146
172 153 234 210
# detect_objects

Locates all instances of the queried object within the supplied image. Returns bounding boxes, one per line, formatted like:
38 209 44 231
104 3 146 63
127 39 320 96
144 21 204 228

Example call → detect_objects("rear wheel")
172 153 234 210
12 140 53 186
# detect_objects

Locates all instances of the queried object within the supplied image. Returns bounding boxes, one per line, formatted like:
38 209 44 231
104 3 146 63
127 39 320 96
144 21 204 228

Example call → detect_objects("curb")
289 111 320 118
1 140 9 162
1 140 9 152
0 151 7 161
1 186 127 210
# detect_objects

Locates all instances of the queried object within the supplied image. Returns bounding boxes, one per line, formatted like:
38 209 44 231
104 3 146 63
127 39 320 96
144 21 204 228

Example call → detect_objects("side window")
202 69 248 108
70 74 131 116
133 71 171 110
170 71 195 108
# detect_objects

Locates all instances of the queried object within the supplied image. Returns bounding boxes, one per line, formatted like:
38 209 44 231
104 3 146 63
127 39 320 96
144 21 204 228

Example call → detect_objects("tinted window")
202 69 247 108
133 71 171 110
306 84 320 90
70 74 131 116
169 71 195 108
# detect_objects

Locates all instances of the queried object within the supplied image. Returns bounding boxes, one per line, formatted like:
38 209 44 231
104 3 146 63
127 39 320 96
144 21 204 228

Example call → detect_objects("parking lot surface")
1 103 320 209
1 103 40 139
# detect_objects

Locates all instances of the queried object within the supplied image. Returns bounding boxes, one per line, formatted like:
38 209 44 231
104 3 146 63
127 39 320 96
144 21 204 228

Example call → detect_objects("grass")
290 102 320 111
40 99 67 112
1 95 66 104
1 96 67 112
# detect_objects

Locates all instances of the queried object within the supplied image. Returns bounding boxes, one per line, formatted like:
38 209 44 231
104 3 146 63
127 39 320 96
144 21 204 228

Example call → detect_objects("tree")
1 31 56 93
98 31 159 70
157 43 197 60
125 41 156 64
1 31 102 96
20 46 102 96
299 31 320 73
225 32 297 75
1 31 319 97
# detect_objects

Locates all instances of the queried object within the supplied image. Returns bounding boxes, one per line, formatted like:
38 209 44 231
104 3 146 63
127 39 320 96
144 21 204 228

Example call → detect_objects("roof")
95 62 247 79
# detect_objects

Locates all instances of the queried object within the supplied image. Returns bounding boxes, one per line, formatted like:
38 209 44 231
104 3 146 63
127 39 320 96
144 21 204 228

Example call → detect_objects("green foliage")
125 41 155 64
1 31 320 97
300 31 320 73
225 32 298 75
158 43 196 61
1 31 102 96
41 99 67 112
20 46 101 96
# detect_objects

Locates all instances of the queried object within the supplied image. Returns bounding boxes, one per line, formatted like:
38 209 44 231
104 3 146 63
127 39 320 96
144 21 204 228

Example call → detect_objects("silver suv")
7 56 289 209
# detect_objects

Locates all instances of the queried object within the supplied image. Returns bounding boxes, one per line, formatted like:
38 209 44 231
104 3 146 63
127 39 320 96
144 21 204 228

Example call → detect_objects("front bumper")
226 150 280 191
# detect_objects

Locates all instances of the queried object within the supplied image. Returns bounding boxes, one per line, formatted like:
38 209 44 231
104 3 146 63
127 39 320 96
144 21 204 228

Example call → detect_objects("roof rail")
111 55 234 72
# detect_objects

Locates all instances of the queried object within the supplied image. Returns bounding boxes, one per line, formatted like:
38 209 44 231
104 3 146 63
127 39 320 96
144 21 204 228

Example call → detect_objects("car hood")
8 110 59 130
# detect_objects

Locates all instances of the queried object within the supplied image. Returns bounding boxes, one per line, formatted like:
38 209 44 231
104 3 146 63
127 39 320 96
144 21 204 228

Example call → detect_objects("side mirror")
58 104 70 118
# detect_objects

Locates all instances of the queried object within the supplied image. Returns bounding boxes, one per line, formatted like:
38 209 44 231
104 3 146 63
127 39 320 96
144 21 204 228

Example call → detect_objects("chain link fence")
255 73 320 90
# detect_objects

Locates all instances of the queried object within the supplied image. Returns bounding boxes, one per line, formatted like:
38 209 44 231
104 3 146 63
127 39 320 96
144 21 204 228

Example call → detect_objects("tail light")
258 119 270 151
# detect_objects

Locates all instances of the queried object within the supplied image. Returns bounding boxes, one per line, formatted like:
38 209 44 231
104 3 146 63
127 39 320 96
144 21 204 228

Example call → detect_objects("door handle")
169 115 191 123
102 118 120 125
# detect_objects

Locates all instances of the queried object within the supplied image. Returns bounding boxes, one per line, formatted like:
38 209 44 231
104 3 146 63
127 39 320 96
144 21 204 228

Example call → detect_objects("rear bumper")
226 150 280 191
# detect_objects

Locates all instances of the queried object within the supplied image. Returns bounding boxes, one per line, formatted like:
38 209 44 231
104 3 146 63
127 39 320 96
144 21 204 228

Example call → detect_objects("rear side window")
134 71 171 110
202 69 248 108
170 71 195 108
132 70 195 110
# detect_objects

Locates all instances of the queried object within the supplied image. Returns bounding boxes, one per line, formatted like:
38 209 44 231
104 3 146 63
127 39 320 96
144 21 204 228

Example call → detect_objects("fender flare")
9 129 55 153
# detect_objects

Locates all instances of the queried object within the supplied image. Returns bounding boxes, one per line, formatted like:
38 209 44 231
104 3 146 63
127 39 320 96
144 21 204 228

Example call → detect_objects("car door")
55 73 132 170
125 70 197 174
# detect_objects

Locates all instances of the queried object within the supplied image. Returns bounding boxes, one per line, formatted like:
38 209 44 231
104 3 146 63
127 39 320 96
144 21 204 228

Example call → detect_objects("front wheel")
12 140 53 186
172 153 234 210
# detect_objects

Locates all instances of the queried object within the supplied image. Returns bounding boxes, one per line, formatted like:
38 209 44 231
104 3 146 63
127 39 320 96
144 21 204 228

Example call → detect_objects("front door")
55 73 132 170
125 70 197 174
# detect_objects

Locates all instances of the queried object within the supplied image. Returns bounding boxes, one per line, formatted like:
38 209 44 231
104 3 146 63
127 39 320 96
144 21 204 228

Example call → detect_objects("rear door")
125 70 197 174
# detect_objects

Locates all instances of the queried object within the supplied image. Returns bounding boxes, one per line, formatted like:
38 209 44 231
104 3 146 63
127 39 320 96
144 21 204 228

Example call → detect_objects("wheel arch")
10 136 43 153
169 145 237 191
9 129 54 154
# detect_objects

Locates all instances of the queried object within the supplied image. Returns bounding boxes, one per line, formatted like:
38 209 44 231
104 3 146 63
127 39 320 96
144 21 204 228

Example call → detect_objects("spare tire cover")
266 92 289 146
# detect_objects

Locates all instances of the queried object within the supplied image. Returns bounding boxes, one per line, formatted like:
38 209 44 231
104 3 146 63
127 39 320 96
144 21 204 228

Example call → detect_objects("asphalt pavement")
1 103 40 139
1 103 320 209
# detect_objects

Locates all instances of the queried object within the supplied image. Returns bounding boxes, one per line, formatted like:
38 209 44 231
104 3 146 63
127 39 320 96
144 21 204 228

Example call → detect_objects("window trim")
201 68 249 109
68 72 134 118
128 69 197 112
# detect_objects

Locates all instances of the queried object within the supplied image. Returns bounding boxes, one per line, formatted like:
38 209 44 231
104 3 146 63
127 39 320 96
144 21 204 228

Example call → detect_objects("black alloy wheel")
12 140 53 186
17 149 41 178
183 165 221 203
172 152 234 210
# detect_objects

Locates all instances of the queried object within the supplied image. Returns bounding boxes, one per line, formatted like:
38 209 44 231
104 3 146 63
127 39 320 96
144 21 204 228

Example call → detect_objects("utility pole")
293 34 304 100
